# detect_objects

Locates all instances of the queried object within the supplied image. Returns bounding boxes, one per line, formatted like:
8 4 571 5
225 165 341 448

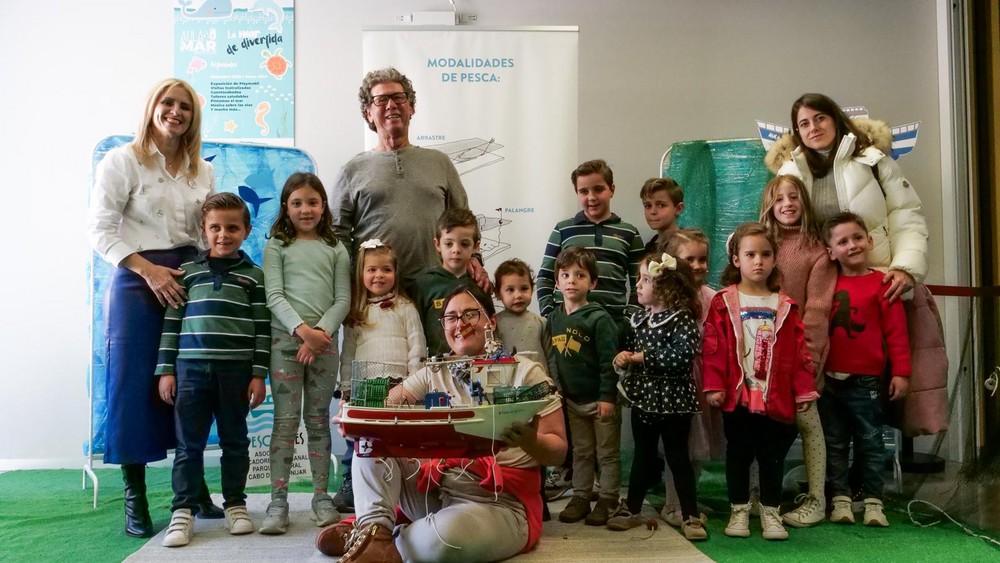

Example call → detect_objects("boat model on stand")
341 337 552 459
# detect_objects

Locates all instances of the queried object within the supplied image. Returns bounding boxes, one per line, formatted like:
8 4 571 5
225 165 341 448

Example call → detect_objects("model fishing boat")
341 350 552 459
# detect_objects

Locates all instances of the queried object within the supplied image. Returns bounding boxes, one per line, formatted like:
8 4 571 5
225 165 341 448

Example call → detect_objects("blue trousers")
171 359 252 511
818 375 886 499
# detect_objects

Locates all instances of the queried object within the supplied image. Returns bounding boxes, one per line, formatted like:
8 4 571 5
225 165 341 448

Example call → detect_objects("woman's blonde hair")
131 78 203 178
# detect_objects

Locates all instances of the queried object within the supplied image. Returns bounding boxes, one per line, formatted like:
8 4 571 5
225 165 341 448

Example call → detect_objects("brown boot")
316 522 354 557
340 523 402 563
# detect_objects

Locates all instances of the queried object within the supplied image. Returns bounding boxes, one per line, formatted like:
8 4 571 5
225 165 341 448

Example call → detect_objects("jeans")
818 375 885 499
171 359 253 511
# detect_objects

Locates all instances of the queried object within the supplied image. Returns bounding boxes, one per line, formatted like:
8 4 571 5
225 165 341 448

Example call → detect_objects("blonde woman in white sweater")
333 239 426 512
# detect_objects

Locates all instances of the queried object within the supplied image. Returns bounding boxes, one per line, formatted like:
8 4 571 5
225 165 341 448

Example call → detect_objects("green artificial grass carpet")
0 466 326 563
660 464 1000 563
1 465 998 562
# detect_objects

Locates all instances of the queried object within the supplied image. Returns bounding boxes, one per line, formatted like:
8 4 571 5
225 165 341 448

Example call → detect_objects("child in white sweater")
334 239 426 512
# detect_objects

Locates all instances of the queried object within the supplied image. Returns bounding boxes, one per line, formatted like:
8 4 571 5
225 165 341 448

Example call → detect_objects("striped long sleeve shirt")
155 251 270 378
536 211 645 321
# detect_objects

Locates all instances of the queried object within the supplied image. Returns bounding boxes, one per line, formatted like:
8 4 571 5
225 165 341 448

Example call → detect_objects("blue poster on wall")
87 135 315 457
174 0 295 144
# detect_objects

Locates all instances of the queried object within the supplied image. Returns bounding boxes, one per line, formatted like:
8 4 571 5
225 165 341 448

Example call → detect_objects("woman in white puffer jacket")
764 93 928 303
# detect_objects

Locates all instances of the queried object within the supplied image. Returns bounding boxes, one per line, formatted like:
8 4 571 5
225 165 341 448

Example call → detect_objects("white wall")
0 0 951 467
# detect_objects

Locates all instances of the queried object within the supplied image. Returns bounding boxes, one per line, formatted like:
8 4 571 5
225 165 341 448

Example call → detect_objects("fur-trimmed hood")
764 117 893 173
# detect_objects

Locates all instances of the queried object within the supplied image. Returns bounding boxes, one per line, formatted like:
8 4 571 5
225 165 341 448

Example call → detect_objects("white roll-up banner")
362 27 579 307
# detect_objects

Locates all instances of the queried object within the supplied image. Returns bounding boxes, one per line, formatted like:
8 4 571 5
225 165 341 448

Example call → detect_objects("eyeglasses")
439 308 482 328
370 92 409 107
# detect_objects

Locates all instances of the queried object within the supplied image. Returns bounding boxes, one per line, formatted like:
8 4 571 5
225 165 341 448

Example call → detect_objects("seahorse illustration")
829 289 866 338
255 101 271 136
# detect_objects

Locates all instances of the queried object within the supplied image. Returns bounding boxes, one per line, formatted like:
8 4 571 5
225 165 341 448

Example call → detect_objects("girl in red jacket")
702 223 818 542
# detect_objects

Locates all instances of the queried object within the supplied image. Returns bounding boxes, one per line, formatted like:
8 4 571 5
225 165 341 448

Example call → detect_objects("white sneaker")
162 508 194 547
259 499 289 535
724 503 750 538
863 498 889 527
830 495 855 524
782 493 825 527
760 505 788 540
224 505 254 535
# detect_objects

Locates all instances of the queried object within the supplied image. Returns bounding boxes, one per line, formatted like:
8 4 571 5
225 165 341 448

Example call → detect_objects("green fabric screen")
662 139 775 288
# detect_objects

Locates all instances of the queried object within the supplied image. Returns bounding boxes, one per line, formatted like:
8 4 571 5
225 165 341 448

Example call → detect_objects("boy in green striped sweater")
155 193 270 547
537 159 644 334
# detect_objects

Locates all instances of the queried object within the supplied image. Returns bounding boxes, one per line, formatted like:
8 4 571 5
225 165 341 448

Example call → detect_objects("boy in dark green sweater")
546 247 621 526
409 208 481 356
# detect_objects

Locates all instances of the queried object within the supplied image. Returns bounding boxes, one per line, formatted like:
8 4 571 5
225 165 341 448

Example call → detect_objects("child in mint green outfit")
260 173 351 535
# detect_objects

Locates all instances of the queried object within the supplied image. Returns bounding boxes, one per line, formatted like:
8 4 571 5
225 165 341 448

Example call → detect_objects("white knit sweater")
339 296 426 391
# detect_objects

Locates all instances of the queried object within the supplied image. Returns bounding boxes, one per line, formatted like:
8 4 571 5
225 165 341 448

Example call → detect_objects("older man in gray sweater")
331 67 490 285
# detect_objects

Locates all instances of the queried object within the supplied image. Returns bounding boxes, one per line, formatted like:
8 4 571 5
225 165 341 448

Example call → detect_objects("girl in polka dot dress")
607 252 707 542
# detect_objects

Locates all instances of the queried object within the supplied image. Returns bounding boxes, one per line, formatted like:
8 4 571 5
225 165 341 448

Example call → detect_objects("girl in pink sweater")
759 174 837 528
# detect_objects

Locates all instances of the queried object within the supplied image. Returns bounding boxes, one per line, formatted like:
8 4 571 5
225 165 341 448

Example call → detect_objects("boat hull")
342 399 549 458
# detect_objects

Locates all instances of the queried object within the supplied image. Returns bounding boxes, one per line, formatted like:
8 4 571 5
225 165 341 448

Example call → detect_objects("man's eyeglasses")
440 309 482 328
370 92 409 107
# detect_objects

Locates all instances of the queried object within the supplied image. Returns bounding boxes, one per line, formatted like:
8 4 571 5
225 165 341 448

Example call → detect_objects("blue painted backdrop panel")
87 136 315 456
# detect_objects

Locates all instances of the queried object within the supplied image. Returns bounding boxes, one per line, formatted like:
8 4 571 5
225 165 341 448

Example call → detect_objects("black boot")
121 464 153 538
193 477 225 519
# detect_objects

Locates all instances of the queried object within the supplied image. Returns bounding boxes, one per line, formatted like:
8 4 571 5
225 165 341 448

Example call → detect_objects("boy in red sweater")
821 212 910 528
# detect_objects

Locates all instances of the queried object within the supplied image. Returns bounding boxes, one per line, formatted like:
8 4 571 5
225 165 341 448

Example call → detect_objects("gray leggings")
268 329 338 497
353 456 529 562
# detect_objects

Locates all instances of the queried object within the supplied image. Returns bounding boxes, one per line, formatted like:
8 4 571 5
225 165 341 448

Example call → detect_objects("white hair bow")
647 253 677 279
360 238 385 250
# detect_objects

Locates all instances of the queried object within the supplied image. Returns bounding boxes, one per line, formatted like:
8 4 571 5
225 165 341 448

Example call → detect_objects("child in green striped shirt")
156 192 270 547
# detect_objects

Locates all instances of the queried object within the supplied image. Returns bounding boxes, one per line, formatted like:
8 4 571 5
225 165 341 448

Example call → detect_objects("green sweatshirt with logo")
546 302 619 404
408 266 478 357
